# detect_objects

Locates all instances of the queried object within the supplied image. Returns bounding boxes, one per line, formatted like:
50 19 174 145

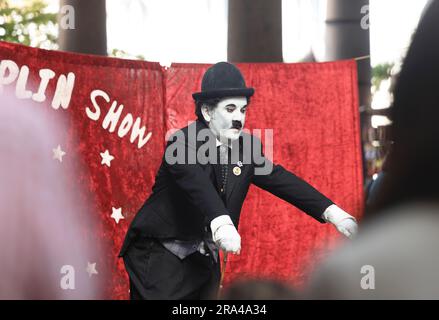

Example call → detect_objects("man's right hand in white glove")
210 215 241 254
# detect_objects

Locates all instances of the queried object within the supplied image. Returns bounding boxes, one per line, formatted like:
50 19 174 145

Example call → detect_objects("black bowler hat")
192 62 255 101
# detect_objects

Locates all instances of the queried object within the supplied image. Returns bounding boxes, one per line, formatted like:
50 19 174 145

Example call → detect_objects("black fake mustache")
231 121 242 130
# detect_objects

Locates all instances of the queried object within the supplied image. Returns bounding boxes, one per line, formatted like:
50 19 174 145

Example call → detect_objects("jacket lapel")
194 121 223 190
194 120 246 204
226 136 246 203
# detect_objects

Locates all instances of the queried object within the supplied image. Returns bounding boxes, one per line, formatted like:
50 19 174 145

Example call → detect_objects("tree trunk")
58 0 107 56
228 0 282 62
325 0 371 109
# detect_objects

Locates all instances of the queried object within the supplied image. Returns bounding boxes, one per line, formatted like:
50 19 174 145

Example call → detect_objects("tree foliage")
372 62 394 90
110 48 145 60
0 0 57 48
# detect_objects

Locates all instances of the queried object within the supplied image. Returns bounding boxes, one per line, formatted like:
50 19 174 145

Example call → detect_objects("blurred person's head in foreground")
220 278 298 300
0 90 103 299
367 0 439 217
307 0 439 299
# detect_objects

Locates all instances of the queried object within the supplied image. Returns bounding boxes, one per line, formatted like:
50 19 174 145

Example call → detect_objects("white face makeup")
202 96 248 143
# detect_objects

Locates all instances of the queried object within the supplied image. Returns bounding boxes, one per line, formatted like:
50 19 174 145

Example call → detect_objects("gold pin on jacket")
233 166 241 176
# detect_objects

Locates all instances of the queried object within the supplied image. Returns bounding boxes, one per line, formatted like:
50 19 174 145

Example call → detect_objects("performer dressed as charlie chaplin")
119 62 358 300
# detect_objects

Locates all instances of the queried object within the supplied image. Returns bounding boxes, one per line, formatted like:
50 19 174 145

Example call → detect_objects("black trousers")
123 237 221 300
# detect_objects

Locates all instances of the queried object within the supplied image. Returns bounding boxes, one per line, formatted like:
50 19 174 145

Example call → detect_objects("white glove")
322 204 358 239
210 215 241 254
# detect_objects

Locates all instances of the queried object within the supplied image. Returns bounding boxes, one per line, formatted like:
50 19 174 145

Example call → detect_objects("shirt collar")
216 138 233 149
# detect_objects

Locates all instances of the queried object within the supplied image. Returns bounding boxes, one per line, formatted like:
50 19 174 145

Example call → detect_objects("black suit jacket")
119 120 333 256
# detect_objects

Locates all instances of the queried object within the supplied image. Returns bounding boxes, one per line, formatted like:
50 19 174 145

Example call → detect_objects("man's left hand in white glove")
322 204 358 239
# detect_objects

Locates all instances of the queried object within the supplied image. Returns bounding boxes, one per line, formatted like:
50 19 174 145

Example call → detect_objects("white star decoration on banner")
52 145 66 162
86 262 98 277
100 150 114 167
111 207 125 224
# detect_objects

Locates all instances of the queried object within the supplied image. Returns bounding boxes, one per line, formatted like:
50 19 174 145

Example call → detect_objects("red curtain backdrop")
0 41 363 299
166 62 364 288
